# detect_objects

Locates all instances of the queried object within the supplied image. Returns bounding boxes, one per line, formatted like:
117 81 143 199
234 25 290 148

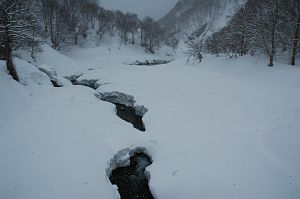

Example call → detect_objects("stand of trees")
192 0 300 66
0 0 177 82
141 17 163 53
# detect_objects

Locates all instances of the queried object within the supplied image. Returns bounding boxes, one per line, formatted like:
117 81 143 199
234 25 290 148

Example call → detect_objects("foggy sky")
99 0 178 20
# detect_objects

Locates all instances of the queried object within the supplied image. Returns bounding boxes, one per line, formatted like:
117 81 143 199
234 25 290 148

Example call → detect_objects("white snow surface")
1 44 300 199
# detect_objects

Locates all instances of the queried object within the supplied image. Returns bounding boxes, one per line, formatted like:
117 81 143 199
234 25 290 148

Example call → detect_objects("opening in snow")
115 104 146 131
107 147 154 199
50 80 62 87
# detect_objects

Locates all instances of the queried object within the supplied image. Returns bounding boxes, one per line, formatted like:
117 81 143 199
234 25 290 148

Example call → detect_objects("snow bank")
14 58 52 87
99 91 136 107
36 45 83 76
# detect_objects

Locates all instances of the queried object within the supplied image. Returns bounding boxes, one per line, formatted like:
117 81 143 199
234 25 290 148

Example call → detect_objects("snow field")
1 44 299 199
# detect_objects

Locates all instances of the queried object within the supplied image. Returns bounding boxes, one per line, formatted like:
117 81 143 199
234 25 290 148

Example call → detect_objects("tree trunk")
50 20 54 48
6 57 19 81
4 34 19 81
240 28 246 56
75 34 78 45
291 17 300 65
269 54 274 67
3 14 19 81
269 21 276 67
131 32 135 44
140 31 143 46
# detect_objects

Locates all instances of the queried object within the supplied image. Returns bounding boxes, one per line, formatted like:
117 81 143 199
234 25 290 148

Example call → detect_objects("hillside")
159 0 246 38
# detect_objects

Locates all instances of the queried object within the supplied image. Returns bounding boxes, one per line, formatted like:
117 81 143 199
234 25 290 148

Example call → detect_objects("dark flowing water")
50 80 62 87
109 152 154 199
116 104 146 131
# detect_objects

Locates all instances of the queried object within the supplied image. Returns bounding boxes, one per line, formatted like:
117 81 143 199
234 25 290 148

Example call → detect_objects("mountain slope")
160 0 246 38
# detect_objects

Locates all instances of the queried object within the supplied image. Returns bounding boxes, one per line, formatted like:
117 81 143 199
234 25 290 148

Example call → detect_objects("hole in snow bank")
107 147 154 199
129 59 172 66
96 92 148 132
50 80 62 87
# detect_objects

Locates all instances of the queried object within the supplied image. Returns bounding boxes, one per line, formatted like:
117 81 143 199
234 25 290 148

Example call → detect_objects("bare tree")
83 0 98 30
115 12 139 45
248 0 286 66
127 13 139 45
96 7 114 46
63 0 87 45
38 0 69 49
141 17 163 53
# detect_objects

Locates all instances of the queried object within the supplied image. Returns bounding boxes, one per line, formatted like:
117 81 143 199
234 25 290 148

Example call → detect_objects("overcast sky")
99 0 178 20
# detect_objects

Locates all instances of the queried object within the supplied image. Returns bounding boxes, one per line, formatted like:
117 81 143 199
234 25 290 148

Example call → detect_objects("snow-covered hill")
160 0 246 38
0 44 300 199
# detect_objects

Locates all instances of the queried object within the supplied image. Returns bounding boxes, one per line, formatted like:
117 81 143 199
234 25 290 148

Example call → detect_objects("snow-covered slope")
0 45 300 199
160 0 246 38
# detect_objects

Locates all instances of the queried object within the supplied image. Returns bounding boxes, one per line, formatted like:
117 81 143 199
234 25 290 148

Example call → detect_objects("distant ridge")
159 0 246 39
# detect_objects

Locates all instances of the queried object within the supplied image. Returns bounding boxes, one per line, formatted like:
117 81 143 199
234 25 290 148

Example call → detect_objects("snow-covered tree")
248 0 286 66
203 0 297 66
0 0 41 81
185 38 204 63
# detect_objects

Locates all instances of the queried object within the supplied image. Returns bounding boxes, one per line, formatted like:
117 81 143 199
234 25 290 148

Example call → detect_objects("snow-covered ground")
1 44 300 199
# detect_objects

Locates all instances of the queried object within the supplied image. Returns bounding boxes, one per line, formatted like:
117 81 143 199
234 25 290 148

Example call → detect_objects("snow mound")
38 65 64 87
14 59 51 86
73 78 101 90
97 91 148 117
36 45 82 76
135 105 148 117
99 91 136 107
107 147 153 177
